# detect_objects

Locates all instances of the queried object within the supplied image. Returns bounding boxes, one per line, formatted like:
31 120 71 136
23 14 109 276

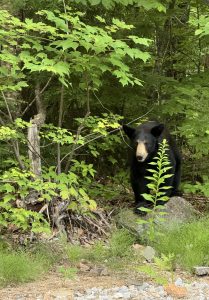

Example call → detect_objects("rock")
115 197 198 238
175 277 184 286
137 282 150 291
162 196 198 227
194 266 209 276
89 266 103 276
142 246 156 262
164 283 188 298
100 267 109 276
113 292 124 299
133 243 145 252
78 262 91 272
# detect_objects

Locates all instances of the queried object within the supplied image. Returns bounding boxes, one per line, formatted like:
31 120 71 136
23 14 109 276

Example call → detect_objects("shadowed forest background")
0 0 209 239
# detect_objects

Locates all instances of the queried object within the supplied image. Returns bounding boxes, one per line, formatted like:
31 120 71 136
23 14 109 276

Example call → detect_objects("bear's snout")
136 155 144 162
136 142 148 162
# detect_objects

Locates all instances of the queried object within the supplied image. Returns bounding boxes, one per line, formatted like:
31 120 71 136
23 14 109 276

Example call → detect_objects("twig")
1 91 13 121
1 92 25 169
59 106 154 165
63 72 91 173
21 76 53 117
82 215 108 236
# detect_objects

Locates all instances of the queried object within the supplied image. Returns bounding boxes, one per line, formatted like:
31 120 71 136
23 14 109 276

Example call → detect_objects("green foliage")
0 7 150 93
137 139 173 241
0 241 63 287
74 0 166 12
0 164 97 233
108 228 136 258
153 217 209 271
0 252 41 287
66 228 137 269
58 266 78 280
66 245 87 263
162 81 209 159
1 0 209 238
154 253 175 272
136 265 168 285
183 176 209 198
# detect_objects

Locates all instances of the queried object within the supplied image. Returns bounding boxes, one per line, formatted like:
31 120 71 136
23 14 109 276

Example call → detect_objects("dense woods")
1 0 209 236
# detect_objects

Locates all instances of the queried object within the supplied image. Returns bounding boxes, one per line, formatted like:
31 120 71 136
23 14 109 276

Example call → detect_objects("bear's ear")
151 124 164 137
123 125 135 139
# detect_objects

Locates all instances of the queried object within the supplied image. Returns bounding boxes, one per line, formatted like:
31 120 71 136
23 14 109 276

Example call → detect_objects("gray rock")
99 296 112 300
175 277 184 286
118 286 129 293
137 282 150 291
194 266 209 276
115 197 198 238
142 246 156 262
113 292 124 299
162 196 198 226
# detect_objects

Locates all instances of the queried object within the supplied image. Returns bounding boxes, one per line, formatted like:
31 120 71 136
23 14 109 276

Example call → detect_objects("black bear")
123 121 181 213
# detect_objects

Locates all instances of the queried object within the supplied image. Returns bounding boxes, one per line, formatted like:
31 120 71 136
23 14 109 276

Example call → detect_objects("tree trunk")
27 82 46 177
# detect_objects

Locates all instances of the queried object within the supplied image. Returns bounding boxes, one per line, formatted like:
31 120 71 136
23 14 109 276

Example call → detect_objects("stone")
142 246 156 262
133 244 145 251
115 197 198 238
175 277 184 286
78 262 91 272
89 266 103 276
113 292 124 299
162 196 198 228
164 283 188 298
194 266 209 276
100 267 109 276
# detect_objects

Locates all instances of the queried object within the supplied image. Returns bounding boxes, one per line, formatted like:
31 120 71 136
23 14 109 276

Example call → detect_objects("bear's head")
123 122 164 162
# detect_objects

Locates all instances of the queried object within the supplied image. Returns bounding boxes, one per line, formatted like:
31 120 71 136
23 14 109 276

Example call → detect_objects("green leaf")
137 219 148 224
138 206 152 212
141 193 154 201
60 189 69 199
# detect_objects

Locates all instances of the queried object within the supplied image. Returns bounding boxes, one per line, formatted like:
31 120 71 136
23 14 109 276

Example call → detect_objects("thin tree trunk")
57 84 64 174
64 74 91 173
27 82 46 177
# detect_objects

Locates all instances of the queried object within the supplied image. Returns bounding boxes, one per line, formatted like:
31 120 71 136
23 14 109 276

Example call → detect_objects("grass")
153 217 209 271
0 251 43 287
0 241 62 287
66 228 138 269
3 216 209 288
0 228 138 287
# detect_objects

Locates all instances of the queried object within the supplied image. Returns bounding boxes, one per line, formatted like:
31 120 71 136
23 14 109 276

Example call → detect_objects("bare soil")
1 266 209 300
0 271 127 300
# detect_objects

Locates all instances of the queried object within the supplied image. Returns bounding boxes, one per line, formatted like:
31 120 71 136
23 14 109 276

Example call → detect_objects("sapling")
137 139 173 241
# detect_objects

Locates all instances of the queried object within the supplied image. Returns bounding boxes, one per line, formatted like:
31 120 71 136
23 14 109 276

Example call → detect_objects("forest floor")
1 194 209 299
1 264 209 300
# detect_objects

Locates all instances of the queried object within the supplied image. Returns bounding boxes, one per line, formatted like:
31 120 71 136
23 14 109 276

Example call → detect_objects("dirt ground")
1 266 209 300
0 271 128 300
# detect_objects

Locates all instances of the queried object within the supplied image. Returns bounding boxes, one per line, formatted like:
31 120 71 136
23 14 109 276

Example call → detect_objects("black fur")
123 121 181 214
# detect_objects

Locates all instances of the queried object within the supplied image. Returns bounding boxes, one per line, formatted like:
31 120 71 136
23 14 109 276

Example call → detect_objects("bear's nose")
137 155 143 161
